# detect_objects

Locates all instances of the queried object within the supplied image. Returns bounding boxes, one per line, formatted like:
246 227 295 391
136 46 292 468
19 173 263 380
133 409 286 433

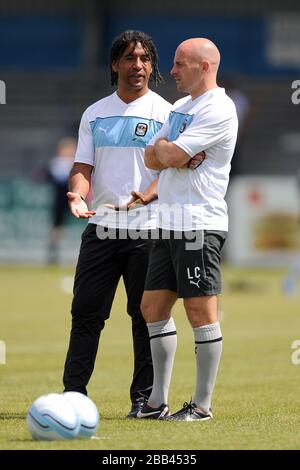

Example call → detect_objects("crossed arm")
67 143 205 219
145 139 205 170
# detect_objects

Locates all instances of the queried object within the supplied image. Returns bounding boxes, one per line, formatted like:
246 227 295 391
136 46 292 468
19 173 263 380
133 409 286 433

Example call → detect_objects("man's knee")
141 290 176 323
140 295 152 323
140 294 164 323
184 295 218 327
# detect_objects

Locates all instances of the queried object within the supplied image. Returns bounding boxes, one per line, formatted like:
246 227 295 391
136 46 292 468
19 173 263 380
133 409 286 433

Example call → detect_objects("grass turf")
0 265 300 450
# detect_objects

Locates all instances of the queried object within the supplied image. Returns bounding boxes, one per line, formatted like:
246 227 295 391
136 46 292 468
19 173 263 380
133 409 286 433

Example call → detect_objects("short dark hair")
110 30 163 87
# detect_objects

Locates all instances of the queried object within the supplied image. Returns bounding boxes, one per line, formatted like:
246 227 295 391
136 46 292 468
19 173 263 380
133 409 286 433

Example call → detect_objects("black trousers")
63 224 153 402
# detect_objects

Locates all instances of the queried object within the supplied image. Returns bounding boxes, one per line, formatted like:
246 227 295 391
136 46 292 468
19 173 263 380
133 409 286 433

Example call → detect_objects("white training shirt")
75 90 171 229
149 87 238 231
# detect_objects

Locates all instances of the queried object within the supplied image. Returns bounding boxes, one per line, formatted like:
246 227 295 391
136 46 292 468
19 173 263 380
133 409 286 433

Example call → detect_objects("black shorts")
145 230 227 298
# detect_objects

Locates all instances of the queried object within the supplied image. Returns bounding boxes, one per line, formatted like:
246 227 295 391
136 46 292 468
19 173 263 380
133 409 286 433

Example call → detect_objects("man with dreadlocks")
62 30 171 417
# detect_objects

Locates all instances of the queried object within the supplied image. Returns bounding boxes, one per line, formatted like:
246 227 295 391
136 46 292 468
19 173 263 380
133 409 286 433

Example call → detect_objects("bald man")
136 38 238 421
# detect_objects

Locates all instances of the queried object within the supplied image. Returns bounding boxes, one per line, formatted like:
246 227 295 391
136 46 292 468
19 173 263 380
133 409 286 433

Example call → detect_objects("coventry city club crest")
135 123 148 137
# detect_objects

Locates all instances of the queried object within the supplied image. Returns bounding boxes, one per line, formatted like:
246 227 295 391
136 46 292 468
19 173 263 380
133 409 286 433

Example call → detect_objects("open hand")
105 190 158 211
127 190 158 210
67 192 96 219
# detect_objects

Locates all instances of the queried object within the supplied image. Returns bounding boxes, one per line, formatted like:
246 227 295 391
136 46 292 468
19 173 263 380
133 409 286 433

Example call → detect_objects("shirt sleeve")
173 109 232 157
74 110 95 166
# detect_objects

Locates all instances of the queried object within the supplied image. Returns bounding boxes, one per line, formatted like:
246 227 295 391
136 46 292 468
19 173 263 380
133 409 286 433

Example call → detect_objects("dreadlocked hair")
110 30 163 87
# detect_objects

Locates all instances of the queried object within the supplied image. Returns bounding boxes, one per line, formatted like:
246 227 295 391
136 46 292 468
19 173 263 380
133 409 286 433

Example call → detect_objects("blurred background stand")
0 0 300 265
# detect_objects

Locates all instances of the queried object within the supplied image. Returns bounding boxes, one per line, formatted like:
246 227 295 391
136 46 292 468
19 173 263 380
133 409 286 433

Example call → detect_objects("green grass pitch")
1 265 300 450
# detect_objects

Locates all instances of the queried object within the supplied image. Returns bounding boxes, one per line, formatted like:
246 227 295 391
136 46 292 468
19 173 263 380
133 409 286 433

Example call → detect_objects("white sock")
146 318 177 407
192 322 222 413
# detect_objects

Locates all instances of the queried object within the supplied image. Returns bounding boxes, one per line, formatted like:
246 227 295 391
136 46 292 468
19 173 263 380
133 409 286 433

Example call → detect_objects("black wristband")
80 195 85 202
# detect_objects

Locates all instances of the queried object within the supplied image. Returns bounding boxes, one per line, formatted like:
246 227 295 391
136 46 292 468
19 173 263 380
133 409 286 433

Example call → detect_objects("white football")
27 393 80 440
63 392 100 438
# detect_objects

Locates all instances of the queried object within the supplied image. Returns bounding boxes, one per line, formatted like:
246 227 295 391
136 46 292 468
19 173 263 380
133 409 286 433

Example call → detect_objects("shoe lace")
180 400 195 415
